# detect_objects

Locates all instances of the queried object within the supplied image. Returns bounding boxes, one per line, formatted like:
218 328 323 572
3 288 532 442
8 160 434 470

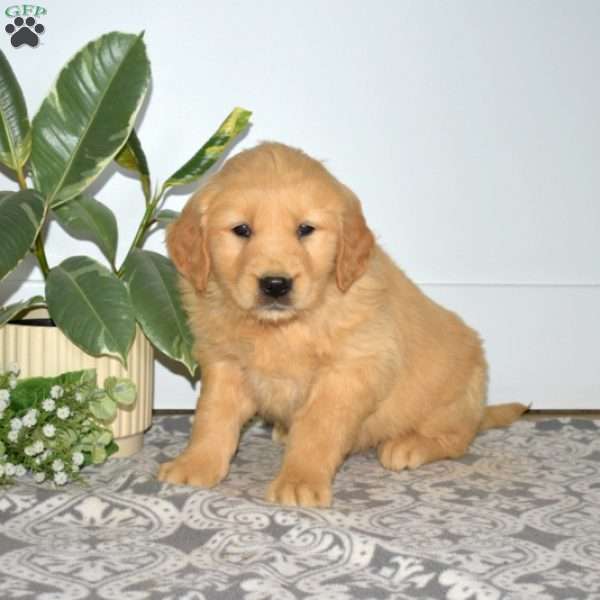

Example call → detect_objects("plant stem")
117 183 166 276
16 165 51 279
15 165 27 191
34 234 50 277
141 175 152 206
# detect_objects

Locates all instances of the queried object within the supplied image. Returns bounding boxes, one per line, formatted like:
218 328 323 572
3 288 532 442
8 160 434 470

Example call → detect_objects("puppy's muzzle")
259 276 293 299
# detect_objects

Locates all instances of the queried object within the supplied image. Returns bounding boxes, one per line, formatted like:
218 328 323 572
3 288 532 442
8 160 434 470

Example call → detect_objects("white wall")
1 0 599 409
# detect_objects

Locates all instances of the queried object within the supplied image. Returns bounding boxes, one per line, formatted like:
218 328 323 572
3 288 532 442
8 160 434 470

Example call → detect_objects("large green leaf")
45 256 135 364
121 249 196 374
0 190 45 280
164 107 251 189
0 50 30 171
30 32 151 208
115 128 151 198
54 195 118 266
0 295 45 326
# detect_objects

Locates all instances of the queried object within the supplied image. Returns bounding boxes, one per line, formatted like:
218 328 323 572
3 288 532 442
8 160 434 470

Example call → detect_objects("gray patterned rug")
1 416 599 599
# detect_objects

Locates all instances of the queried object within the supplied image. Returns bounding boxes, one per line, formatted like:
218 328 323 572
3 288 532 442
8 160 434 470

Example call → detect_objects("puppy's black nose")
259 276 293 298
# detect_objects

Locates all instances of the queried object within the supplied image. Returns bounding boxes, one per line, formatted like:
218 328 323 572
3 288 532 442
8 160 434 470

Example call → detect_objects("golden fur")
158 142 526 507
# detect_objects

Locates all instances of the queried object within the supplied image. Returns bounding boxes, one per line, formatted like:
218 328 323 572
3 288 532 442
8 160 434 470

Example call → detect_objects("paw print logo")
5 16 45 48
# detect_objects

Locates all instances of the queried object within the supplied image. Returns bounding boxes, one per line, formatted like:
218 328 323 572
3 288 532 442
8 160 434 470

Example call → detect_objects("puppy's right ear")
166 193 210 292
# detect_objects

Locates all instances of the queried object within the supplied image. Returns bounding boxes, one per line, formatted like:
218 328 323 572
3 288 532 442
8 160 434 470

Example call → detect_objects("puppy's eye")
232 223 252 238
297 223 315 238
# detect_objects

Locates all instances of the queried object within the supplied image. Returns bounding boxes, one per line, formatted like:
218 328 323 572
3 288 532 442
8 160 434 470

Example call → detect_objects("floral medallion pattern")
1 416 599 599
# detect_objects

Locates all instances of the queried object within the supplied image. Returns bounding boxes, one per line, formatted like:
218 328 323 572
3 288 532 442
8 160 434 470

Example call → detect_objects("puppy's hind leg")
378 431 471 471
378 365 486 471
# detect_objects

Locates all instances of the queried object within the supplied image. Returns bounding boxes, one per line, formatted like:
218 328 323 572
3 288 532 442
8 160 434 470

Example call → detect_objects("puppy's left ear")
166 191 211 292
336 189 375 292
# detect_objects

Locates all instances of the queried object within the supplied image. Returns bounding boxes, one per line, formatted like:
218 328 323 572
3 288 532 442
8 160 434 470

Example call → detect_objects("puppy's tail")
479 403 529 432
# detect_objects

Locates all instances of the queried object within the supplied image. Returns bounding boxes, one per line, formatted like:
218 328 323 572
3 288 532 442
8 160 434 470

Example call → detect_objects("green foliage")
88 390 118 421
154 209 180 225
54 195 118 266
121 249 196 375
0 50 30 171
0 190 45 280
0 35 251 374
0 366 136 486
105 376 136 406
46 256 136 365
0 296 45 327
30 32 151 208
164 107 252 188
115 128 150 200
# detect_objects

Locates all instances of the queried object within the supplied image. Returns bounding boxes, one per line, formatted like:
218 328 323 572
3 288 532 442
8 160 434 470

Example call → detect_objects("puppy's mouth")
262 302 290 311
254 297 297 321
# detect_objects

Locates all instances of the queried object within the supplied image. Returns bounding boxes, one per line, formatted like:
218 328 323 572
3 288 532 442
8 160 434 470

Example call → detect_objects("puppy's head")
167 142 374 322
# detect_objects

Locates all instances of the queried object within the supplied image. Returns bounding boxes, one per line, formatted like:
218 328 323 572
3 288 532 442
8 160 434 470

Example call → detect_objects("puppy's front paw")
266 470 332 507
157 451 226 488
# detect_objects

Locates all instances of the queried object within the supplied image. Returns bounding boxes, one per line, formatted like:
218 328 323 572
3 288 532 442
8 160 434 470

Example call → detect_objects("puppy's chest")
237 335 318 423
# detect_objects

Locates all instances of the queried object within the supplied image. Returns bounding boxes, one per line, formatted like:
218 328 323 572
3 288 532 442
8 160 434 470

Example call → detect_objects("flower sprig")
0 365 136 486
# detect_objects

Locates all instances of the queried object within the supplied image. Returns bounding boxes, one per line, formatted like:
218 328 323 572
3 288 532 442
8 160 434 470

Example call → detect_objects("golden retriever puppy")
158 142 526 507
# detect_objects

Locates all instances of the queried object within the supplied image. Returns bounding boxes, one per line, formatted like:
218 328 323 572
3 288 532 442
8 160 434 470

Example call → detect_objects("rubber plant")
0 32 251 373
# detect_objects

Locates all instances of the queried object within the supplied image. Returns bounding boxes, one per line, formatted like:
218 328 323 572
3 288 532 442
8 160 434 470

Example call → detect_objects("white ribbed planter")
0 309 153 457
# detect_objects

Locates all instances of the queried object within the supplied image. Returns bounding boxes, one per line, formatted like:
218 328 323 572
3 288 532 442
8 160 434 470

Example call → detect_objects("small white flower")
50 385 64 399
7 430 19 443
74 391 84 403
25 445 36 456
72 451 85 466
52 459 64 472
10 417 23 431
56 406 71 420
32 440 44 455
8 375 17 389
22 409 38 427
0 389 9 403
4 462 16 476
7 362 20 375
53 471 68 485
15 464 26 477
42 398 56 412
34 456 42 466
33 471 46 483
42 424 56 438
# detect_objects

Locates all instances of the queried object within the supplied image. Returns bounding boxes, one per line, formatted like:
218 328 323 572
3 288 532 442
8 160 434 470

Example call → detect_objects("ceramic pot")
0 309 153 457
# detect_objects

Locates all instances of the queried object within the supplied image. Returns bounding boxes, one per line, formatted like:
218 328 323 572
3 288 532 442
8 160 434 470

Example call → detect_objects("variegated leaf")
115 128 151 198
164 107 251 188
0 190 45 280
121 249 196 375
45 256 135 365
30 32 151 207
0 50 31 171
54 195 118 265
0 295 45 326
